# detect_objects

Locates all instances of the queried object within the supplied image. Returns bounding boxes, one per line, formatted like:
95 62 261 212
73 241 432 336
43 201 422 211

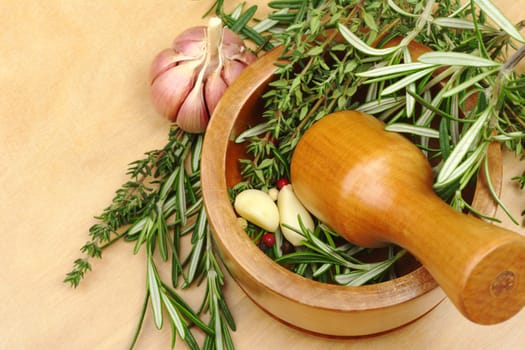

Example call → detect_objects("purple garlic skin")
150 18 256 133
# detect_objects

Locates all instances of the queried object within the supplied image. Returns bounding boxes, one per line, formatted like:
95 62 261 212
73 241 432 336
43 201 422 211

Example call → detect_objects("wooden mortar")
290 110 525 325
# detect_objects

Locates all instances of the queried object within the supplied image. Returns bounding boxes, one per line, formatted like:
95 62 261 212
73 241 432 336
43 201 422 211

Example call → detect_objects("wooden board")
1 1 524 349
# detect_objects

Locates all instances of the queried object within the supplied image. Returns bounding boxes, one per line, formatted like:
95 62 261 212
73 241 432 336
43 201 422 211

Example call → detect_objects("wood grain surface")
1 1 524 349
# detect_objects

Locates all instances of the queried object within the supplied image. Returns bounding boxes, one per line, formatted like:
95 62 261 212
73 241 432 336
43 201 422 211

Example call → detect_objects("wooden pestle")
290 110 525 325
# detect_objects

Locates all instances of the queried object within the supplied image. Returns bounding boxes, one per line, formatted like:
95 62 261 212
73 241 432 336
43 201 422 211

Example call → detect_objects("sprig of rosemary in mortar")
212 0 525 283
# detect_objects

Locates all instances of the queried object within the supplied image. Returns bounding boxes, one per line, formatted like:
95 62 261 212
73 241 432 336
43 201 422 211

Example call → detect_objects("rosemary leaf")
434 143 487 190
432 17 494 31
442 67 499 97
335 250 406 286
338 23 399 56
147 257 163 329
230 5 258 33
474 0 525 42
385 123 440 138
437 108 492 184
380 66 437 96
418 51 501 67
161 292 187 339
357 62 437 78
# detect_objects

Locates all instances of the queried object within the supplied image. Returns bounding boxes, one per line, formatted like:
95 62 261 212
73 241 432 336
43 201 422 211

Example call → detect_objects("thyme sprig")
64 127 186 288
65 127 234 349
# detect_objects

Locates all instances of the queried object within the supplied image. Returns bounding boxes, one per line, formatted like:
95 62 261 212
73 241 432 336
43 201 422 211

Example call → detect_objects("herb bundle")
65 0 525 348
216 0 525 283
65 129 235 349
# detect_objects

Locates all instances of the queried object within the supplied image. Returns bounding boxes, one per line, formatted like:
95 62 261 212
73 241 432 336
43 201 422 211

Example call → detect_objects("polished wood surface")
291 111 525 325
1 1 524 349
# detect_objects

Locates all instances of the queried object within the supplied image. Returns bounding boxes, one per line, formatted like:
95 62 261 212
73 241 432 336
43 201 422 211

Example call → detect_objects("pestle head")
290 110 433 247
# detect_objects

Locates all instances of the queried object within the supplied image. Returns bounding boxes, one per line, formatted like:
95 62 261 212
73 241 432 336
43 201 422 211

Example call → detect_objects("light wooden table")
1 1 524 349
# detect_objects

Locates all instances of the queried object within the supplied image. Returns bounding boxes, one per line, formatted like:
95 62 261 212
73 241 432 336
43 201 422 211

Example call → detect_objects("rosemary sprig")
276 222 407 285
200 225 236 350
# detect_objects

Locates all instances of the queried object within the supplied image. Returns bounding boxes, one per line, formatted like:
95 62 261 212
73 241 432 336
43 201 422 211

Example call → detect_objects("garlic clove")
150 62 198 120
222 59 249 85
204 70 227 115
176 82 209 133
234 189 280 232
277 184 315 247
267 188 279 201
221 30 256 65
221 28 246 51
149 48 195 83
230 51 257 66
172 26 206 57
238 50 257 65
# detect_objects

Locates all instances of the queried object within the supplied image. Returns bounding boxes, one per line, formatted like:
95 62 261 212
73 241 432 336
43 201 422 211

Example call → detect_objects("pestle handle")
388 189 525 324
290 111 525 324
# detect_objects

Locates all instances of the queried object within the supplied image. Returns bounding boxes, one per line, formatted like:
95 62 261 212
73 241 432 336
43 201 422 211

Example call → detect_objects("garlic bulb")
150 17 256 133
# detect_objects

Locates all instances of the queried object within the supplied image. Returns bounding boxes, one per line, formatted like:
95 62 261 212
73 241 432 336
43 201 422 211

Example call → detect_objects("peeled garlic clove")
234 189 279 232
277 184 315 247
176 82 209 133
267 187 279 201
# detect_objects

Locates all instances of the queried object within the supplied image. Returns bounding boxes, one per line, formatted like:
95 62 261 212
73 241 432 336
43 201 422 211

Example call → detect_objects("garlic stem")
191 17 223 99
205 17 224 74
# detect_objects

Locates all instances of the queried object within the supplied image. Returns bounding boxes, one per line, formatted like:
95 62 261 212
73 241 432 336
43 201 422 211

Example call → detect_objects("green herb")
212 0 525 285
65 128 234 349
513 171 525 189
65 0 525 348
